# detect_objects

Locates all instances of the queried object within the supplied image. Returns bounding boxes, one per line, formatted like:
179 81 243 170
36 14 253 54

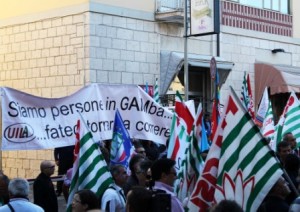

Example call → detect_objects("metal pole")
217 33 220 57
184 0 189 101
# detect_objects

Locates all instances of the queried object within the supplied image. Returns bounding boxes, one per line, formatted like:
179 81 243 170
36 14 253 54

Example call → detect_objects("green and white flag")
66 118 113 211
274 91 300 147
261 99 276 151
175 103 205 201
213 87 283 212
154 78 160 104
167 91 194 171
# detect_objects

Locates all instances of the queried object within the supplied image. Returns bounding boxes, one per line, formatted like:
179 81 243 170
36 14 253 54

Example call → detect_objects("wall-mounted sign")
190 0 220 36
210 57 216 79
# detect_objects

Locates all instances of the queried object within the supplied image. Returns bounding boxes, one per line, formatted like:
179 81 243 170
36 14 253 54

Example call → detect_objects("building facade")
0 0 299 178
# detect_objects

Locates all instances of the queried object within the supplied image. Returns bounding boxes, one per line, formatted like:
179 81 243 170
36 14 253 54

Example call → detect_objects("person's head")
283 132 297 149
209 199 243 212
135 159 152 187
72 189 100 212
151 158 176 186
99 141 110 165
129 154 145 175
110 164 128 187
40 160 55 176
126 186 152 212
268 177 291 199
277 141 291 162
8 178 29 199
134 143 146 157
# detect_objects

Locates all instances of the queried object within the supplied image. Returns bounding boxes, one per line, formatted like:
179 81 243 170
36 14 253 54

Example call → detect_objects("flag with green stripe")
274 91 300 147
66 118 113 211
213 87 283 212
154 78 160 104
261 99 276 151
175 103 205 201
167 91 194 171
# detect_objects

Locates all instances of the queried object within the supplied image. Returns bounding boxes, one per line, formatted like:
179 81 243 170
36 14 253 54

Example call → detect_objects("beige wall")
292 0 300 38
0 0 154 20
0 0 88 19
93 0 154 12
0 12 87 178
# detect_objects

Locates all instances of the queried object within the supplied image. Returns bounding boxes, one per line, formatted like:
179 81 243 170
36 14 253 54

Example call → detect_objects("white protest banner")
1 84 173 150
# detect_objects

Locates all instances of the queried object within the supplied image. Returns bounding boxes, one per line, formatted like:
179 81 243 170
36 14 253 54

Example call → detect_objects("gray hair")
8 178 29 198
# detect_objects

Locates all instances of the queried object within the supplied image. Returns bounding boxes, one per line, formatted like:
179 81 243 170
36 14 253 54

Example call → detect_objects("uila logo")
4 123 35 143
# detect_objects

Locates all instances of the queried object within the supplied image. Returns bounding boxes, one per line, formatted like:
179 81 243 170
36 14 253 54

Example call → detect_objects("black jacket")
33 172 58 212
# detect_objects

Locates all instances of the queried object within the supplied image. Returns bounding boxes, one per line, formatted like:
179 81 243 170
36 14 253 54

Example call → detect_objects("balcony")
155 0 184 24
155 0 292 36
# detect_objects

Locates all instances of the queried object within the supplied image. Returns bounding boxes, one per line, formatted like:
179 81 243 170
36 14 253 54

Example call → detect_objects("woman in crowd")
72 189 101 212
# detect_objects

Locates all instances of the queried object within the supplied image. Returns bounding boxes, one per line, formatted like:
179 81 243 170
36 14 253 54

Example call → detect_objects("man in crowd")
101 165 128 212
151 158 184 212
276 141 292 166
0 178 43 212
33 160 58 212
134 142 147 158
283 132 299 156
123 154 145 195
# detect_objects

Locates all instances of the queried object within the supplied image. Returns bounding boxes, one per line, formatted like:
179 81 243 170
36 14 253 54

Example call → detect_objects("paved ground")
29 184 67 212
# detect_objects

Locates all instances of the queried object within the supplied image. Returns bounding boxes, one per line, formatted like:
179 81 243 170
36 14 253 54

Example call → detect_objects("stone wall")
87 12 161 85
0 12 87 179
0 10 164 179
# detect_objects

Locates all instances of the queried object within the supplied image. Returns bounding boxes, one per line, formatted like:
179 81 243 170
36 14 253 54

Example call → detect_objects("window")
240 0 262 8
264 0 271 9
280 0 288 14
228 0 290 14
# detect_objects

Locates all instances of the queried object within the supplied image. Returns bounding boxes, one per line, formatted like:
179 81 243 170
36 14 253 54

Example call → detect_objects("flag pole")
77 112 100 145
184 0 189 101
230 86 299 196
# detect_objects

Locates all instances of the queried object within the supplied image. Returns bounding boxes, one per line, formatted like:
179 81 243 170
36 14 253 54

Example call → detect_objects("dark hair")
151 158 175 181
210 200 243 212
75 189 100 210
277 141 290 152
127 186 152 212
134 141 144 149
283 132 293 142
110 164 125 179
129 154 144 173
139 159 153 173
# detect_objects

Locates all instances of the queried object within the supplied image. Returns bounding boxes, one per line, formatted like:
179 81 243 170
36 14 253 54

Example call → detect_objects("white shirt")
101 184 126 212
0 198 44 212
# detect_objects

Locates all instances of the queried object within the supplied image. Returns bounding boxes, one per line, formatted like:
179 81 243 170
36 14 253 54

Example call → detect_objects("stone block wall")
87 12 161 86
0 12 87 179
0 10 163 179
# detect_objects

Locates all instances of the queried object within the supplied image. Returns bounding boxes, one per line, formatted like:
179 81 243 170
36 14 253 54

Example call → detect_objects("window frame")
227 0 290 14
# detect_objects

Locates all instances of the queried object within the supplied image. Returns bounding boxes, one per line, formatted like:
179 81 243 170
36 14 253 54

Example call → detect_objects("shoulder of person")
0 205 9 211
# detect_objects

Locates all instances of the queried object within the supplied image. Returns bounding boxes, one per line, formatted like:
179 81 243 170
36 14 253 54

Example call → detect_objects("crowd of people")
0 131 300 212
